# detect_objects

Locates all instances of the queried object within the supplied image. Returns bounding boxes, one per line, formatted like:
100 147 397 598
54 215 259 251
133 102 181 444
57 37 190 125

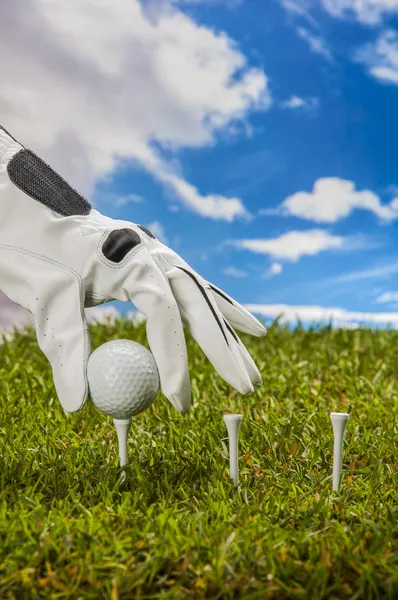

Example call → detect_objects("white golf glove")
0 126 266 414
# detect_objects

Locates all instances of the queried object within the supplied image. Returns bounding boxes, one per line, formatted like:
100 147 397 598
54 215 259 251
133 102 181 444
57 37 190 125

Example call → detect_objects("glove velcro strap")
7 149 92 217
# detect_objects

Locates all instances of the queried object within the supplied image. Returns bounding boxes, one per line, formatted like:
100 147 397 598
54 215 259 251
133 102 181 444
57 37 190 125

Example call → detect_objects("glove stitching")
0 244 83 279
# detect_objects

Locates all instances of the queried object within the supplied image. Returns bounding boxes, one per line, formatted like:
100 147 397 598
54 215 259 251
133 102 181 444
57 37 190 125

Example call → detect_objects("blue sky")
2 0 398 328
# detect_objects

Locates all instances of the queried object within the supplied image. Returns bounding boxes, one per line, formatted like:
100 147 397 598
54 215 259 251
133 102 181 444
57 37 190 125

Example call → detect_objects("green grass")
0 319 397 599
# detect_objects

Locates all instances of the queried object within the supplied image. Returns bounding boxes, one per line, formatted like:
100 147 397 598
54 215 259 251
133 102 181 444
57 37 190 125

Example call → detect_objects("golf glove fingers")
0 126 266 414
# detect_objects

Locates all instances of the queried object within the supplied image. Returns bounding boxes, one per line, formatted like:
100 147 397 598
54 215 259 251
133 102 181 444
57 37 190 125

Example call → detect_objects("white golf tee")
330 412 349 492
113 418 132 483
223 414 242 486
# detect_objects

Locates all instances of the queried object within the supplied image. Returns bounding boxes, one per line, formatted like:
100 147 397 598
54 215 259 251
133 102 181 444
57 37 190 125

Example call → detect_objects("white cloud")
376 291 398 303
229 229 346 261
278 177 398 223
321 0 398 25
281 95 319 110
174 0 244 6
0 0 270 222
111 193 145 208
296 27 333 61
261 262 284 279
316 262 398 289
244 302 398 327
96 192 145 209
280 0 318 24
159 172 252 221
281 0 398 26
270 262 283 274
145 221 168 244
283 95 306 108
222 266 247 278
356 30 398 85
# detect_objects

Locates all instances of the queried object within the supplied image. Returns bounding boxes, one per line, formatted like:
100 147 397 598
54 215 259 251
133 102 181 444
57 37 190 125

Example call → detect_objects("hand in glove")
0 125 267 414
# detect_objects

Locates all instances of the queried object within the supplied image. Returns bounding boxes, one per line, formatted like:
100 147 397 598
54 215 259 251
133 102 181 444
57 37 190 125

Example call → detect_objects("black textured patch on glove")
137 224 156 239
7 149 91 216
102 228 142 263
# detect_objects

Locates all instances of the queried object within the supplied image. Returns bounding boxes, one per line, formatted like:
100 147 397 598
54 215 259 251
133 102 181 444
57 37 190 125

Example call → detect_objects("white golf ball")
87 339 160 419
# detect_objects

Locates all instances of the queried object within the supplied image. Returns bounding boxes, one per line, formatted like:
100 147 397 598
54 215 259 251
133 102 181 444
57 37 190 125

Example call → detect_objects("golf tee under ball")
113 418 132 482
330 412 350 492
223 414 242 486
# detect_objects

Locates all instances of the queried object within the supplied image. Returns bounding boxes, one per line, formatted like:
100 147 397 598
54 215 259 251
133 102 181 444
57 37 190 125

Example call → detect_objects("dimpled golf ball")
87 339 160 419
